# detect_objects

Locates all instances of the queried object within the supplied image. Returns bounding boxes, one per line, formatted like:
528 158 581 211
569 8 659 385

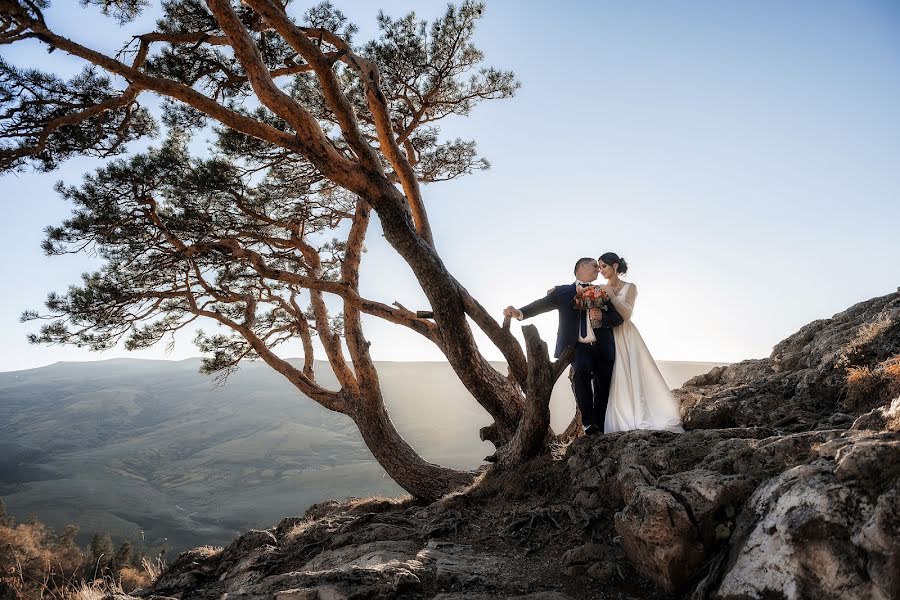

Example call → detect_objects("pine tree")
129 550 147 569
89 532 114 564
1 0 571 498
113 540 133 570
58 524 80 549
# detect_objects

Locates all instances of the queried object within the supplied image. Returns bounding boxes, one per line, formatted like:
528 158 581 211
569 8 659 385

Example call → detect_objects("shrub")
0 513 163 600
846 354 900 411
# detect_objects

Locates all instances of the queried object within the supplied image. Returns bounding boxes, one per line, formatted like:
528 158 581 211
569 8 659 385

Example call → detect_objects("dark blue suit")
518 283 624 430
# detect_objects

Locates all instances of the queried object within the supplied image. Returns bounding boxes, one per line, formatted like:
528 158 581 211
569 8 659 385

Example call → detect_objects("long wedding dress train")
604 282 685 433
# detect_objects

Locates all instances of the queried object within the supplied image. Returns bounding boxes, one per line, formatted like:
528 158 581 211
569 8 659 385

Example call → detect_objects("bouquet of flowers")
574 285 610 330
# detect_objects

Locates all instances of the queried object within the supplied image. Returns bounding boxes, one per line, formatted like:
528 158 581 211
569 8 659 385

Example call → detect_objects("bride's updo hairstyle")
599 252 628 275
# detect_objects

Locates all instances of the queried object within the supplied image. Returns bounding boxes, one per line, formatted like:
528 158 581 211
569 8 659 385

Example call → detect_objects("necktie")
580 310 588 338
577 283 589 337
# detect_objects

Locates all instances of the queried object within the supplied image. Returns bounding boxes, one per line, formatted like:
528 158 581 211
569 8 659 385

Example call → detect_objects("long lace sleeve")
609 282 637 321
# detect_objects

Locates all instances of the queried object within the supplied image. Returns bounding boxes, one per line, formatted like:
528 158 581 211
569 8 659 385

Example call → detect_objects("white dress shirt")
575 281 597 344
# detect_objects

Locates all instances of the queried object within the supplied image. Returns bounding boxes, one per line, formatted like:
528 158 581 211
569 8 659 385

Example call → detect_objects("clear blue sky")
1 1 898 372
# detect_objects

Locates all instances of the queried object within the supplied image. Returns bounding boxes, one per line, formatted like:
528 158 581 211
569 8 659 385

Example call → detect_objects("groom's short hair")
574 257 595 275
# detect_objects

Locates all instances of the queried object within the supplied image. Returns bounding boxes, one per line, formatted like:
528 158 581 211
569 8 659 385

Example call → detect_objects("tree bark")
349 395 475 502
557 406 584 443
495 326 574 465
363 180 525 444
338 198 474 501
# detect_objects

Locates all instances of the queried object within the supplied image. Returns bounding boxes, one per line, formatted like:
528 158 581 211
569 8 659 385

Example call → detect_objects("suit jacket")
518 283 624 358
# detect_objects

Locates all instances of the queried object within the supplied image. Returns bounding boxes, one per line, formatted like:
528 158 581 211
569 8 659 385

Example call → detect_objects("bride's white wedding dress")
604 281 685 433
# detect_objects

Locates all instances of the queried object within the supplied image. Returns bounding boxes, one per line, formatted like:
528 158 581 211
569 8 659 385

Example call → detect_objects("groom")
503 257 624 435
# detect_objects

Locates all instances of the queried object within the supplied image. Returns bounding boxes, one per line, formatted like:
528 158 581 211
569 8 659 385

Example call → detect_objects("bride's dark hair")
599 252 628 275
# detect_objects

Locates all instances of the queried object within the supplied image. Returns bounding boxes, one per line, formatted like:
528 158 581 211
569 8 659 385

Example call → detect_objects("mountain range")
0 358 725 554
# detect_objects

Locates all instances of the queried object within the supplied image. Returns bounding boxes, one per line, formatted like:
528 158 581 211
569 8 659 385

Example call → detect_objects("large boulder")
566 426 900 596
715 431 900 599
567 428 768 592
415 541 502 589
613 482 706 592
852 395 900 432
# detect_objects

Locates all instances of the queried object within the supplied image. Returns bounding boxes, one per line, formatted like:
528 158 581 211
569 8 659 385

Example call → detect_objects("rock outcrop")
677 290 900 432
716 430 900 600
104 290 900 600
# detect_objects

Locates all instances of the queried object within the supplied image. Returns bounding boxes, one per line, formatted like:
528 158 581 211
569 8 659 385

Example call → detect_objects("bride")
597 252 684 433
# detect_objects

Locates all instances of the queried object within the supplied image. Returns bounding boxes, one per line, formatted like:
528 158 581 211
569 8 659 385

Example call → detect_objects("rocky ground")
116 289 899 600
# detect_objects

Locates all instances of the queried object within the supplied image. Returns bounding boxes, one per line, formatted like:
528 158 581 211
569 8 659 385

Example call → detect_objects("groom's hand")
503 306 523 320
589 308 603 322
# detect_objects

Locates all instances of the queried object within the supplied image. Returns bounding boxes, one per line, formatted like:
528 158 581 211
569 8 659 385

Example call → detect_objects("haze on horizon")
1 0 898 373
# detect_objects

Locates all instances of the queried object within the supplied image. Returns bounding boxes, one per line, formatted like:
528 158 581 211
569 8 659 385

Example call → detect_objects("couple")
504 253 684 435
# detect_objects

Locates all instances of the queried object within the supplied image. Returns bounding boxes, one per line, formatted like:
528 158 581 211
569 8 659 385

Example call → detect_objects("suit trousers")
572 341 615 430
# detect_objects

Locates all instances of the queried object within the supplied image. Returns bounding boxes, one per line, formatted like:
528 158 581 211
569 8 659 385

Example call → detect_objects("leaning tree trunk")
340 200 475 502
350 396 475 502
364 182 526 442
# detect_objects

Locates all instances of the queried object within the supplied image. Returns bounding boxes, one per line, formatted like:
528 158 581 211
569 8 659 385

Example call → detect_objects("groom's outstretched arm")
504 291 558 321
520 291 560 319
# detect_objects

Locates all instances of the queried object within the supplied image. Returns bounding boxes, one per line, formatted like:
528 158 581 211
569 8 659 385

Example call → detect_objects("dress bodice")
608 281 637 321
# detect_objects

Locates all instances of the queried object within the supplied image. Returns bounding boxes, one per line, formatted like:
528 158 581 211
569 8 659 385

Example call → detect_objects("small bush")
0 514 163 600
117 566 150 591
845 354 900 410
882 356 900 398
139 556 166 582
0 521 83 599
841 313 900 370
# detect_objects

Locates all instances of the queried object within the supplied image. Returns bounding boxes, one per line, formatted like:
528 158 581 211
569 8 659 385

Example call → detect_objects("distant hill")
0 358 725 554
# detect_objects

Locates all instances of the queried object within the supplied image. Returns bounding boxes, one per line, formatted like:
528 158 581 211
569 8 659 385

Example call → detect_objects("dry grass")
343 494 416 514
0 519 164 600
853 314 894 348
65 578 124 600
139 555 166 583
288 494 418 540
0 522 82 600
846 354 900 410
285 519 316 542
117 566 150 591
841 308 899 411
191 545 223 559
841 313 897 368
884 356 900 379
847 365 876 391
